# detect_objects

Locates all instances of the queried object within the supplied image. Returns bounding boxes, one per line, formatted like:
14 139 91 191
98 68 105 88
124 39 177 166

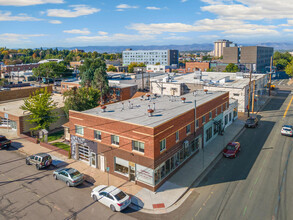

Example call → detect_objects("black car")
0 135 11 149
26 153 53 170
245 117 258 128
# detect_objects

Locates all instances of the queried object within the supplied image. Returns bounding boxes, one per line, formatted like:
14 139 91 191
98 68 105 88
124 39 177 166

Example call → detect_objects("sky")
0 0 293 48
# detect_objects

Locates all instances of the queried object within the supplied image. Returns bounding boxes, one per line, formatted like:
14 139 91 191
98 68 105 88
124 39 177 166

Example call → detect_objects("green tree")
20 88 59 132
285 61 293 77
79 58 106 87
225 63 239 72
63 87 100 117
128 62 146 73
93 67 109 104
107 65 117 72
274 52 293 71
155 62 161 65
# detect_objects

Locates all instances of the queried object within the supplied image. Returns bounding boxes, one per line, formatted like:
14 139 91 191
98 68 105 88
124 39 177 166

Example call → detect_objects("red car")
223 142 241 158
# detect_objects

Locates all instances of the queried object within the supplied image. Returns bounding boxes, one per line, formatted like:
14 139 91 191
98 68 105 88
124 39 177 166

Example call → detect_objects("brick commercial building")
223 46 274 73
0 94 67 136
61 79 138 103
1 63 40 76
186 62 211 73
68 91 229 191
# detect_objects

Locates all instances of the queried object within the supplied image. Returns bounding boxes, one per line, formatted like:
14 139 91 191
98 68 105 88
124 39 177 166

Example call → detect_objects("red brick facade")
185 62 210 73
69 91 229 191
1 63 40 74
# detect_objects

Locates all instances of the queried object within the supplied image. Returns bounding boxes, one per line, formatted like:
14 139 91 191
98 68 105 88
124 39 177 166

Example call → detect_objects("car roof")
227 142 238 146
0 135 5 138
283 125 293 128
103 186 122 195
35 153 50 157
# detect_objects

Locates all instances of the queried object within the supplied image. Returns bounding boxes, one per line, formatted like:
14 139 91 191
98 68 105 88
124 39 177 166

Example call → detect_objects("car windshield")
0 137 7 141
114 191 127 201
226 145 236 151
70 171 81 178
283 128 292 132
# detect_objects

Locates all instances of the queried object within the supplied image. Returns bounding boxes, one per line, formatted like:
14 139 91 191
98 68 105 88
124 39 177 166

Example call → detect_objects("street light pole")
247 65 252 117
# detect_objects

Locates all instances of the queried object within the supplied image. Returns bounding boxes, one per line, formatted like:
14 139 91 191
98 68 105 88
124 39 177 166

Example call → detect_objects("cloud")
47 5 100 18
164 36 190 40
0 0 64 6
283 29 293 32
49 20 61 24
67 33 155 44
181 0 188 2
0 11 41 21
146 7 161 10
98 31 108 35
0 33 45 44
63 28 90 35
116 4 138 11
128 18 278 36
201 0 293 20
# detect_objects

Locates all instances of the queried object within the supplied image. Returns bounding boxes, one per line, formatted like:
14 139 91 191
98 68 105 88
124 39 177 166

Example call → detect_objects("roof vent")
101 105 107 112
121 102 124 111
181 97 186 103
204 89 208 94
148 109 154 117
153 103 156 111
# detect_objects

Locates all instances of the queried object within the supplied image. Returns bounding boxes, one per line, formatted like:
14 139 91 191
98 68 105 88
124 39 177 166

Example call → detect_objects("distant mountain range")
57 42 293 53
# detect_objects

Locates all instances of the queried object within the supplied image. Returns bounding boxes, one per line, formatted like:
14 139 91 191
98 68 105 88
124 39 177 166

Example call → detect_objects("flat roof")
151 72 266 89
63 79 136 89
0 94 64 117
82 91 227 128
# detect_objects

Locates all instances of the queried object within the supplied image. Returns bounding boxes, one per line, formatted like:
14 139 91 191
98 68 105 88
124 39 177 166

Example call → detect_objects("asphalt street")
1 88 293 220
0 149 136 220
126 88 293 220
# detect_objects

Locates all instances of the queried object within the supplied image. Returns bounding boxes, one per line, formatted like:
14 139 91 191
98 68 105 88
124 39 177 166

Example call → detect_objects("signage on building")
4 113 8 119
136 164 154 186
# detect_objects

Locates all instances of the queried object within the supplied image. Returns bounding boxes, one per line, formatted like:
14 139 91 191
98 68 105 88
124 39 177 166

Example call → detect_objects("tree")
128 62 146 73
225 63 239 72
155 62 161 65
63 87 100 117
20 88 59 132
274 52 293 71
93 67 109 104
285 61 293 77
107 65 117 72
79 58 107 87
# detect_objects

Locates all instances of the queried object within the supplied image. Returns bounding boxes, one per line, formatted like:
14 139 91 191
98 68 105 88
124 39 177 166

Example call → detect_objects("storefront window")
229 113 232 122
184 142 190 158
175 152 180 167
160 164 166 179
114 157 128 176
206 127 212 142
233 108 238 118
179 148 184 163
170 156 175 170
165 159 171 175
155 169 160 185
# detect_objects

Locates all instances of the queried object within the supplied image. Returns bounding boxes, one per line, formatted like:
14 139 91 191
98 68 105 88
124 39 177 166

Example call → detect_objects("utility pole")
269 56 273 96
148 71 151 92
251 80 255 113
247 65 252 117
141 70 144 91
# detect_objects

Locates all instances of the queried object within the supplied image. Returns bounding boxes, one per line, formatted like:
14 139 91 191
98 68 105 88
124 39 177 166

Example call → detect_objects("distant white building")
38 59 64 64
151 71 269 112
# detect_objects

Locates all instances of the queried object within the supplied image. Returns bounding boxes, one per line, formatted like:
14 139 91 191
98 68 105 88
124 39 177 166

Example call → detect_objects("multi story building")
68 91 229 191
223 46 274 73
150 71 268 112
186 61 211 73
123 49 179 66
214 39 234 58
1 63 40 75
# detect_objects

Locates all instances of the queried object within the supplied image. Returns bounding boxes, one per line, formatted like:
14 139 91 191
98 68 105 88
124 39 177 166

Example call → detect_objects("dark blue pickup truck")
0 135 11 149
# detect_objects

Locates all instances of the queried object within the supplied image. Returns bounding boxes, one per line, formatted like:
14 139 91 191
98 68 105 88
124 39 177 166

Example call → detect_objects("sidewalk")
130 118 245 213
1 117 250 214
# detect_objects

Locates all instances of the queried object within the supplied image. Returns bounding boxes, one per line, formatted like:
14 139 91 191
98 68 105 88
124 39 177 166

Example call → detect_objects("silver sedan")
53 168 84 187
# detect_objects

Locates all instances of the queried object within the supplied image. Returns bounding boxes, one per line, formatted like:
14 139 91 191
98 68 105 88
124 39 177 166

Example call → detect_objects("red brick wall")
60 81 81 94
0 85 52 102
186 62 210 73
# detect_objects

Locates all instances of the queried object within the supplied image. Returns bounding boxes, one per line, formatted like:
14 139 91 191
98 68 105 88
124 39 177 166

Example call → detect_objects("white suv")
281 125 293 136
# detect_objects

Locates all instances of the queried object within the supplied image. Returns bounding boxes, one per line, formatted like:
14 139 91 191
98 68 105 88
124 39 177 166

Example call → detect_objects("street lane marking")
194 191 214 218
283 95 293 118
243 206 247 216
249 190 253 198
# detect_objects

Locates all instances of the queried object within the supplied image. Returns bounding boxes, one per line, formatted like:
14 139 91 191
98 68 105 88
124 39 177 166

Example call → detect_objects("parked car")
25 153 52 170
0 135 11 149
245 117 258 128
53 168 84 187
223 142 241 158
91 185 131 212
281 125 293 136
